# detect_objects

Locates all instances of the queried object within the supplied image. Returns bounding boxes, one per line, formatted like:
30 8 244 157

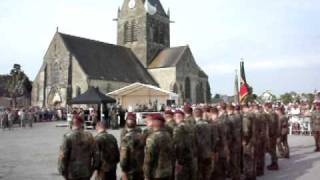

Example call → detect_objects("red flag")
239 61 249 103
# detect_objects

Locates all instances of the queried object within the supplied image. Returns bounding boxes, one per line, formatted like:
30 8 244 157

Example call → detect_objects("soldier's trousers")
256 142 265 175
198 157 213 180
277 135 289 158
313 131 320 149
125 172 144 180
243 153 256 180
230 149 241 180
211 156 227 180
175 165 193 180
268 137 278 164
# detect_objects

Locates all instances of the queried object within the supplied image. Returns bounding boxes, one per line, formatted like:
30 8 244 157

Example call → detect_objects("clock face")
128 0 136 9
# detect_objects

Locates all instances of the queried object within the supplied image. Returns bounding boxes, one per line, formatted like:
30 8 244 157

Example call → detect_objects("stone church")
32 0 211 107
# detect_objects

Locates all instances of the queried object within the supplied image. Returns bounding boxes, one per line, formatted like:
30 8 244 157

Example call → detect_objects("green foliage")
280 93 293 105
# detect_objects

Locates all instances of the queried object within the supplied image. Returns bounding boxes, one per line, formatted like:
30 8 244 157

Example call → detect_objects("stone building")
32 0 211 107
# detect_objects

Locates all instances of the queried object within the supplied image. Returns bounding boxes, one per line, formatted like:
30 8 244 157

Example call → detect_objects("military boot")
267 163 279 171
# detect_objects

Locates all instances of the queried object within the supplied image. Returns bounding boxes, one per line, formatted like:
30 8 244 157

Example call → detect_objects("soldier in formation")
311 102 320 152
59 103 295 180
120 114 145 180
276 106 290 158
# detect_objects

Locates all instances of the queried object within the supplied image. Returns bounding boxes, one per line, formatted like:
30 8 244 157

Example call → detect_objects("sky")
0 0 320 96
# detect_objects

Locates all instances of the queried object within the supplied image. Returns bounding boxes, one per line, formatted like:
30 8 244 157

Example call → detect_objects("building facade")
32 0 211 107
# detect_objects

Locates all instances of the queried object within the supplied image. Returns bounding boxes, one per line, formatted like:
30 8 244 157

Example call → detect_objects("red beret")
164 110 174 116
73 115 83 123
174 110 185 116
127 112 136 120
150 114 165 122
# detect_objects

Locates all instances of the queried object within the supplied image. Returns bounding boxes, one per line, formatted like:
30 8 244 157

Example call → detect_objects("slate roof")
59 33 157 85
148 46 188 69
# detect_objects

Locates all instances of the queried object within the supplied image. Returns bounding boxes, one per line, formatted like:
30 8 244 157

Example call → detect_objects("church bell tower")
117 0 170 67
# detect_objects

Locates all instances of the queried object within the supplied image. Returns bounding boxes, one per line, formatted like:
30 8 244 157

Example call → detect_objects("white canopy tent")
108 83 178 111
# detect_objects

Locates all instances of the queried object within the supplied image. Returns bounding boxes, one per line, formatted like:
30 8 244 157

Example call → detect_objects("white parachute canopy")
145 0 157 15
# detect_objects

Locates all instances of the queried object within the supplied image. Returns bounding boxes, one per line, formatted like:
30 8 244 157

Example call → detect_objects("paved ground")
0 122 320 180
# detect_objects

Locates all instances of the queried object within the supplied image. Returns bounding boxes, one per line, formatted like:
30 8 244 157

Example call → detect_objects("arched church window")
124 21 132 43
131 20 138 42
76 86 81 96
185 77 191 101
159 24 165 44
36 83 40 101
153 22 159 43
52 62 60 84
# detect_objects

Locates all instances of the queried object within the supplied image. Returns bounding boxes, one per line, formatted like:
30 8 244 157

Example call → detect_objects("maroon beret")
150 114 165 122
174 110 185 116
164 110 174 116
315 102 320 107
127 112 136 121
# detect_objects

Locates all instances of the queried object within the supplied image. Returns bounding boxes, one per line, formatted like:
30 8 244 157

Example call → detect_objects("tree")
280 93 293 105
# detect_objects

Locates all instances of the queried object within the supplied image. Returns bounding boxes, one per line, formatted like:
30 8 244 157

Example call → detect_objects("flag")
239 61 249 103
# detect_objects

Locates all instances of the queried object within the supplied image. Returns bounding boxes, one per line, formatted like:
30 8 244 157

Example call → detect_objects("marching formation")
57 102 320 180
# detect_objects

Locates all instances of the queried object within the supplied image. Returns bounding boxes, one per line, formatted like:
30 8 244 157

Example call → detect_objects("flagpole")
234 69 240 104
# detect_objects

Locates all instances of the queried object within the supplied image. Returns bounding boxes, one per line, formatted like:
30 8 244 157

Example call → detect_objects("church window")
185 77 191 101
159 24 165 44
124 21 132 43
131 20 138 42
36 83 40 101
52 62 60 84
76 86 81 96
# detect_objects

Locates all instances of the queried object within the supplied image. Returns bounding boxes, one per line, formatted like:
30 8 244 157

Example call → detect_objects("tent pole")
100 103 103 121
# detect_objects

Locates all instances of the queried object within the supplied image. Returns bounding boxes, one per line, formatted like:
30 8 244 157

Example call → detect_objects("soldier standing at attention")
242 105 257 180
143 114 174 180
164 110 176 136
173 110 195 180
141 114 154 144
226 105 242 180
94 120 120 180
311 102 320 152
120 112 142 141
276 106 290 158
194 108 213 180
264 103 280 171
253 105 268 176
58 115 95 180
120 114 145 180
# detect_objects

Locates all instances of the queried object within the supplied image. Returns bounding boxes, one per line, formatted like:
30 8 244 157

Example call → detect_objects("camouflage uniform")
120 128 145 180
94 130 120 180
164 120 176 137
141 127 153 145
120 127 142 141
58 129 95 180
242 112 256 180
173 122 195 180
143 128 174 180
254 112 269 176
185 115 196 125
266 111 280 167
311 111 320 151
210 115 228 180
277 115 290 158
228 113 242 180
195 119 213 180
